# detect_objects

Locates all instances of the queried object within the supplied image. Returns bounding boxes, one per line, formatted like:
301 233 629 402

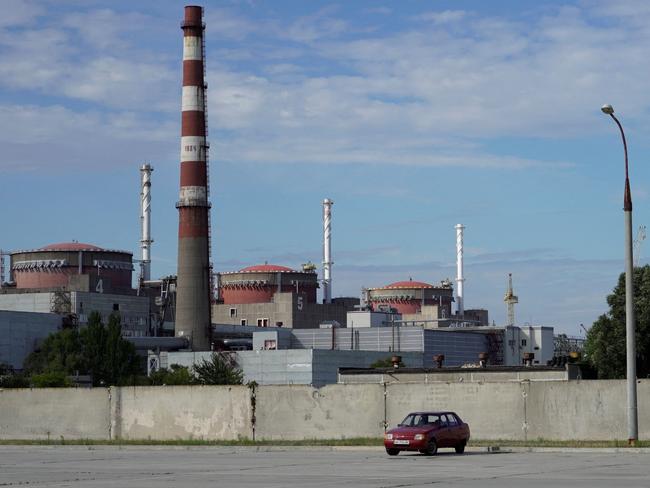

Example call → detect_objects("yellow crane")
504 273 518 327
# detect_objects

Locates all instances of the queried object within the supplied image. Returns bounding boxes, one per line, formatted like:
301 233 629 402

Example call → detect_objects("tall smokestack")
455 224 465 317
322 198 334 304
140 163 153 282
175 5 211 350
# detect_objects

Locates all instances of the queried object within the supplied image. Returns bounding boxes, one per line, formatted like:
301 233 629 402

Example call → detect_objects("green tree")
192 352 244 385
370 356 403 368
0 363 30 388
23 327 83 375
148 364 195 385
585 266 650 378
24 311 141 386
80 312 140 386
31 371 72 388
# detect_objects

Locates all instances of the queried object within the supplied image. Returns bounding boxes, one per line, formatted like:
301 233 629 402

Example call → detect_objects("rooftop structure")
217 264 319 305
9 242 133 293
368 279 454 316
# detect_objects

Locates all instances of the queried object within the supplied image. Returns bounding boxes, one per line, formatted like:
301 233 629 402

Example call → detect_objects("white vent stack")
455 224 465 317
140 163 153 282
322 198 334 304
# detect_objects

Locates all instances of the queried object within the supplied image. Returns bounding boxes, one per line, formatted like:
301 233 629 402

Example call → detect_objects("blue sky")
2 0 650 335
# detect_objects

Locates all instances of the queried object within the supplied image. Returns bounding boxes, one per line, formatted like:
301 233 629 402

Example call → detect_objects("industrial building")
0 310 61 370
151 319 556 386
0 242 150 335
0 5 568 381
367 279 455 316
213 263 358 328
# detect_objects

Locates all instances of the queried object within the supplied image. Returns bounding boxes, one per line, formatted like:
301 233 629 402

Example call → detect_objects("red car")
384 411 470 456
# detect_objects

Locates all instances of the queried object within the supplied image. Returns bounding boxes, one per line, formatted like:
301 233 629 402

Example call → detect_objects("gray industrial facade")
0 310 62 370
212 292 358 329
151 349 423 387
0 291 150 336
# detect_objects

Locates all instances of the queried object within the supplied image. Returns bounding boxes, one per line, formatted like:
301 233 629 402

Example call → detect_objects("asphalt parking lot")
1 446 649 487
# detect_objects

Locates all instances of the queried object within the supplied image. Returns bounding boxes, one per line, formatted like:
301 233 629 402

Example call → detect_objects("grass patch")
469 439 650 448
0 437 384 447
0 438 647 448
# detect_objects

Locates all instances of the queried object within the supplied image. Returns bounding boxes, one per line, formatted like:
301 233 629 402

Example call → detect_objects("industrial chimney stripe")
175 5 212 351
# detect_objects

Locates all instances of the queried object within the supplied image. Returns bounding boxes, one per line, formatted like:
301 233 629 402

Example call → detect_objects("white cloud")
204 8 256 41
414 10 467 24
365 7 392 16
3 1 650 173
0 0 43 28
0 104 176 172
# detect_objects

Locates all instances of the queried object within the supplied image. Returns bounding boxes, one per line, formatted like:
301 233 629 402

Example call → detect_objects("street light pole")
601 104 638 445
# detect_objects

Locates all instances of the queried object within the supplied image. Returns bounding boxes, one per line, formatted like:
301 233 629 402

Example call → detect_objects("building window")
534 346 539 350
79 302 83 311
113 303 120 311
275 321 283 327
521 339 527 346
240 319 247 326
257 318 269 327
229 308 237 318
257 319 263 327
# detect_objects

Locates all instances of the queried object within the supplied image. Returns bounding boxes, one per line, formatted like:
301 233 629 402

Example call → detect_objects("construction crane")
503 273 518 327
633 225 646 267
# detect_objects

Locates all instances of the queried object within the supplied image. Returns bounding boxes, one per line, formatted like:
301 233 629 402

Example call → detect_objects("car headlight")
385 433 393 440
414 434 425 440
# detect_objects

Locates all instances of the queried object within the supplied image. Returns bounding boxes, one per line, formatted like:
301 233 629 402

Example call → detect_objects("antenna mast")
504 273 518 326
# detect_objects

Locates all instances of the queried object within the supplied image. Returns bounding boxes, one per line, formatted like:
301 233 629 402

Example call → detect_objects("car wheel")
424 438 438 456
455 441 466 454
386 448 400 456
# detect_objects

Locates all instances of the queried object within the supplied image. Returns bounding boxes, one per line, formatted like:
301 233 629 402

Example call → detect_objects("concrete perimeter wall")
112 386 252 441
0 388 110 440
255 384 385 439
0 380 648 441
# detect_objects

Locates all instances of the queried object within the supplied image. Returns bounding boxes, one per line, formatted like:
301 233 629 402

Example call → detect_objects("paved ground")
0 446 649 487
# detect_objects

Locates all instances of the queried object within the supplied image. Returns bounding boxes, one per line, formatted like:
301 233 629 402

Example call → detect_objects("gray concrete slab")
0 446 648 487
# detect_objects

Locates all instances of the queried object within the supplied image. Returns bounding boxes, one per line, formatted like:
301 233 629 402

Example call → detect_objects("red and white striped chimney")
175 5 212 350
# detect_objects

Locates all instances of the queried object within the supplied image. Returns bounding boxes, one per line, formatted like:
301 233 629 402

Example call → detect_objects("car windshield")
400 413 442 427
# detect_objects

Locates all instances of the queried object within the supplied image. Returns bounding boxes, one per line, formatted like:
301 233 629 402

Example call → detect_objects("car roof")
407 411 456 416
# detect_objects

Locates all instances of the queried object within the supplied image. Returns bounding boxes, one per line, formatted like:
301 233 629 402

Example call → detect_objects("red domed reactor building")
213 263 358 329
219 264 319 305
368 278 454 322
9 242 133 292
0 242 151 336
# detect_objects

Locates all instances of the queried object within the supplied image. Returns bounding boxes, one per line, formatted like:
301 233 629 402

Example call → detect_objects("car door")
446 413 461 445
437 414 451 447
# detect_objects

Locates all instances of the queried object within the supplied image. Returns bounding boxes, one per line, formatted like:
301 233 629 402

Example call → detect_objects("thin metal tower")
504 273 518 326
140 163 153 282
322 198 334 303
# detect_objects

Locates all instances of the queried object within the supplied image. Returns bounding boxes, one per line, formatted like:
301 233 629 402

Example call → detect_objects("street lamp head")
601 104 614 115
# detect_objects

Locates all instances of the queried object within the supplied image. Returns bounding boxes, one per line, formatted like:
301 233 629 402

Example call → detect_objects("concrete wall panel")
0 388 110 440
255 384 385 440
386 382 526 440
112 386 252 440
525 380 650 441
